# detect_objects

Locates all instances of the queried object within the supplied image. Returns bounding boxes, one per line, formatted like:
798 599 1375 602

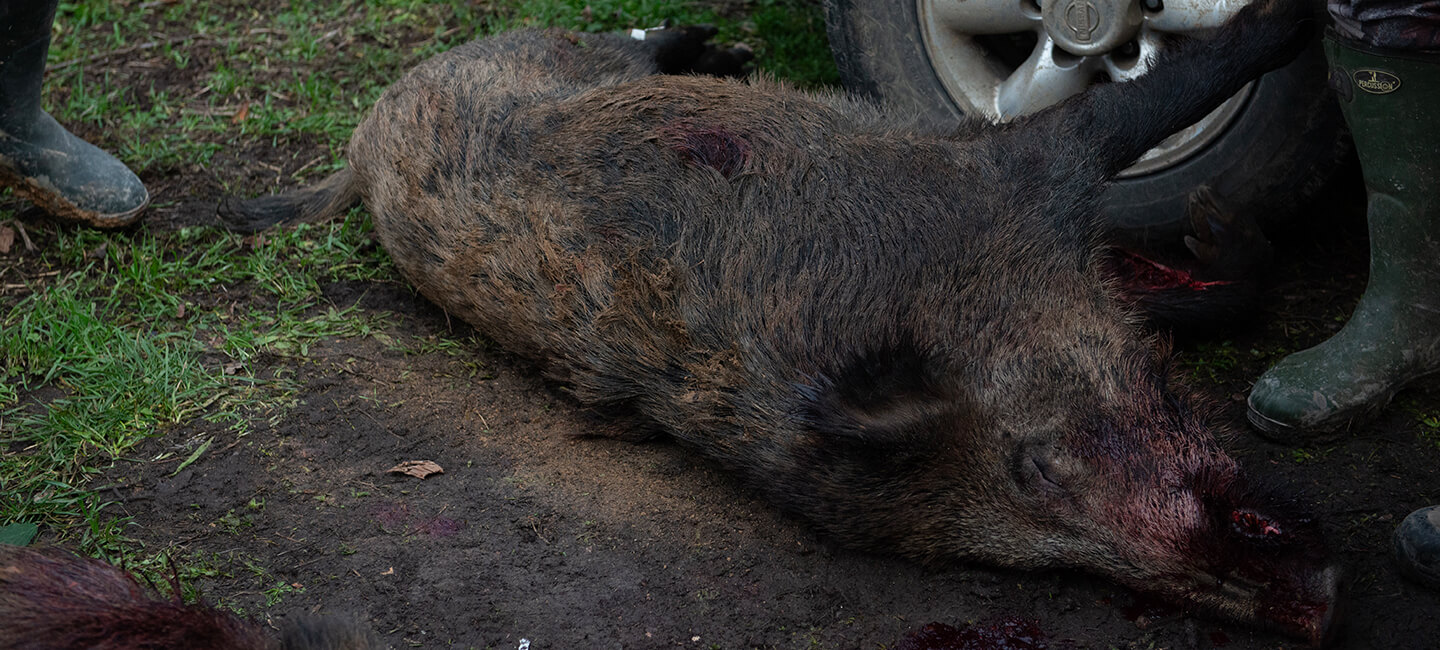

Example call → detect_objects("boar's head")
991 337 1335 644
793 300 1336 644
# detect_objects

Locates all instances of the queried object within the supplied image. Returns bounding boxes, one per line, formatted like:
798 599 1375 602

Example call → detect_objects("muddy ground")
5 6 1440 650
20 168 1440 650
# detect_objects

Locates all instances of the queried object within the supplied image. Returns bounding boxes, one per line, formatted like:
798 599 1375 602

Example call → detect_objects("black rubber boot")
1246 35 1440 437
1395 506 1440 589
0 0 147 228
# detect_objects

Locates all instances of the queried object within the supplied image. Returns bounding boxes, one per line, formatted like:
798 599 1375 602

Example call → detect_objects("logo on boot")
1353 69 1401 95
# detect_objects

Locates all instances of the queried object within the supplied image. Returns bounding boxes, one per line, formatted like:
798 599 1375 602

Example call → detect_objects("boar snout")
1178 488 1340 646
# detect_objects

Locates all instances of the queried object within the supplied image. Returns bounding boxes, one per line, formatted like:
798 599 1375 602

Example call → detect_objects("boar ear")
796 344 963 447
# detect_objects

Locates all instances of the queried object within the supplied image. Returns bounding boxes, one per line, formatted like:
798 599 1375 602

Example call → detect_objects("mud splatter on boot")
0 1 148 228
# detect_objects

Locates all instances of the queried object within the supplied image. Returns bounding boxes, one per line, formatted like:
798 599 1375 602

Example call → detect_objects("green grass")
1175 340 1242 385
1408 404 1440 452
42 0 836 176
1 216 398 548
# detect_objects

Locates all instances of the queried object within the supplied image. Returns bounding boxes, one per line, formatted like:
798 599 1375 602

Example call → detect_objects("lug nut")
1142 0 1163 11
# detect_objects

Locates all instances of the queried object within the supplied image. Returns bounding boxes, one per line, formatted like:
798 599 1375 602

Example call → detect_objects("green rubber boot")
1247 36 1440 438
0 1 147 228
1395 505 1440 589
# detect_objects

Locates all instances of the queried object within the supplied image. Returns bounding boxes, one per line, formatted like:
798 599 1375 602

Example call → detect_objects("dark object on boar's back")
220 3 1337 644
0 545 375 650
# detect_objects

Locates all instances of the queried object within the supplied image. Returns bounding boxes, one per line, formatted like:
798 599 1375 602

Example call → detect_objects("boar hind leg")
1004 0 1316 182
642 25 752 77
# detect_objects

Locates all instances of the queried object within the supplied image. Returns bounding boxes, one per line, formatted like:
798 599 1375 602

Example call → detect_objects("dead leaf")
232 102 250 124
222 360 244 375
0 225 12 254
387 460 443 479
175 302 187 319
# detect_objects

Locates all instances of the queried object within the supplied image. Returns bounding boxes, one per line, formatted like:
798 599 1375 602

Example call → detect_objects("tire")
821 0 1349 250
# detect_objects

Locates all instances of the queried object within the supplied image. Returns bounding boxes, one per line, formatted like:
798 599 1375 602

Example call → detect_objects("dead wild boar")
0 545 375 650
221 0 1337 643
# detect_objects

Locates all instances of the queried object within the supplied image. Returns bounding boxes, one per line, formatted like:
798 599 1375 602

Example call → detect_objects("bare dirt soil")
68 183 1440 649
5 8 1440 650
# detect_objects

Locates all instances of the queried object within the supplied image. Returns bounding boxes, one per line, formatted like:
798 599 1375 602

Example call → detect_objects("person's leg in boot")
1396 505 1440 589
1251 0 1440 591
0 0 147 227
1247 37 1440 436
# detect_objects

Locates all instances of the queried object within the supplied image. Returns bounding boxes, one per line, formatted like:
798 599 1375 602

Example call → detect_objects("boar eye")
1031 457 1063 489
1013 445 1071 496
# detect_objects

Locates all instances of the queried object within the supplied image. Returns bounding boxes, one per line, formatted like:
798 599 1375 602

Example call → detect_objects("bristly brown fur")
0 545 376 650
219 7 1334 644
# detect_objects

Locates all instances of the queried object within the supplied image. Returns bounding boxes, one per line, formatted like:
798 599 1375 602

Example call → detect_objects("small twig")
180 105 244 118
427 26 463 44
290 154 327 180
186 84 213 102
14 220 33 251
291 555 325 570
53 34 202 70
255 160 284 184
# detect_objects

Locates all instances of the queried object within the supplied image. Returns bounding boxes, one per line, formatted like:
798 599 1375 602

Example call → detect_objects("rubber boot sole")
0 164 148 229
1247 365 1440 441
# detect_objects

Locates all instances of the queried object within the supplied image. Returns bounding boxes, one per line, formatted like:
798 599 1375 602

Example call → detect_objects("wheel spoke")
1143 0 1248 34
926 0 1039 36
994 36 1094 120
1104 30 1165 82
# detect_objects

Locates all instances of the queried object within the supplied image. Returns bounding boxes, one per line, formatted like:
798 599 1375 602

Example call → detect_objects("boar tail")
218 167 361 232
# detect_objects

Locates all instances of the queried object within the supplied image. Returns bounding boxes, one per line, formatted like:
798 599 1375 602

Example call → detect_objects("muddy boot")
0 0 147 228
1395 506 1440 589
1246 35 1440 438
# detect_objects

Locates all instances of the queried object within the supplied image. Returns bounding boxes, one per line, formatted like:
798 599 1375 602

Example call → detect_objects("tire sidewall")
822 0 1347 248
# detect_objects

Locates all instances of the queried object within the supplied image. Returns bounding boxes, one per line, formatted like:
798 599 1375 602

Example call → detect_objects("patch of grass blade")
1 216 399 548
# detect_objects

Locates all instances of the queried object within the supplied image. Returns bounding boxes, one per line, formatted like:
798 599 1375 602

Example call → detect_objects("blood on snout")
1231 508 1285 539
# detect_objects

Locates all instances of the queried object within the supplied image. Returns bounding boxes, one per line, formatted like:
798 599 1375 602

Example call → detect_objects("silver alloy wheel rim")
917 0 1254 178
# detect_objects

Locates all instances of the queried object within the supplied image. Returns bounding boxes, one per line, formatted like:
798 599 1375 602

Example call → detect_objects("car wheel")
822 0 1349 249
